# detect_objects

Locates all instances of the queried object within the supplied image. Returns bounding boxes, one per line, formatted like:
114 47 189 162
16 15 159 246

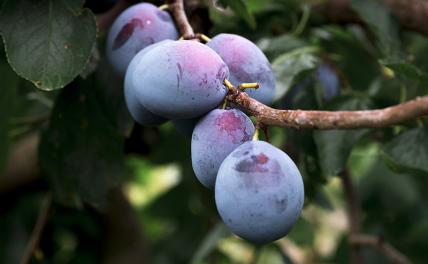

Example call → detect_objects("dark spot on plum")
216 111 242 133
142 36 154 45
113 18 143 50
176 74 180 90
177 63 183 78
228 218 233 223
274 196 288 213
192 134 199 140
216 64 228 80
156 10 171 22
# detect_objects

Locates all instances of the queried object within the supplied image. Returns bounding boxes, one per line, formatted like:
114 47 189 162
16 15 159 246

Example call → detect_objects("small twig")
350 234 412 264
20 193 53 264
167 0 195 38
340 170 362 264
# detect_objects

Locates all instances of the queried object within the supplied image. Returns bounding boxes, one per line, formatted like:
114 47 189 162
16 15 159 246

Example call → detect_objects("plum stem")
238 83 259 91
200 34 212 43
252 129 259 141
223 79 235 91
158 4 169 10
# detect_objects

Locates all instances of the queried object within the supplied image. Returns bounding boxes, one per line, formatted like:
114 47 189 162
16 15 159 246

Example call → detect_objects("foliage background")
0 0 427 263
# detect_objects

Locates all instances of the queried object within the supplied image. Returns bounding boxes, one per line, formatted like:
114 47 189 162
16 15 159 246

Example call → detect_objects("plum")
124 41 171 126
131 40 229 119
316 64 340 101
191 109 255 189
106 3 178 76
207 34 276 105
215 140 304 244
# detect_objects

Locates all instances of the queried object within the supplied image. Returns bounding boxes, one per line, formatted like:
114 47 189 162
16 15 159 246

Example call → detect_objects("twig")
167 0 195 38
314 0 428 36
340 170 362 264
20 193 53 264
350 234 412 264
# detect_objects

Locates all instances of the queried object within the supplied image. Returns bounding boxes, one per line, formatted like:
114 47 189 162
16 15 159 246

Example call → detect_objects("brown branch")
167 0 195 38
20 193 52 264
340 170 362 264
228 88 428 129
350 234 412 264
314 0 428 36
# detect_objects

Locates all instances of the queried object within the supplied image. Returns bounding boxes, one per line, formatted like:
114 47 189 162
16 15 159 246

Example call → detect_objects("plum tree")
191 109 255 189
207 34 276 105
131 40 229 119
106 3 178 76
215 140 304 244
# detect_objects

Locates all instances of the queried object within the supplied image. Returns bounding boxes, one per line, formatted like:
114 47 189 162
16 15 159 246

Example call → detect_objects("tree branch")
350 234 412 264
168 0 428 130
167 0 195 38
314 0 428 36
228 88 428 129
20 193 52 264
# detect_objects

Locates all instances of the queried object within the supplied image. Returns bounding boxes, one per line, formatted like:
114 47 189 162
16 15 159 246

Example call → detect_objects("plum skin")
316 64 340 100
207 34 276 105
215 141 304 244
106 3 178 76
124 41 171 126
132 40 229 119
191 109 255 189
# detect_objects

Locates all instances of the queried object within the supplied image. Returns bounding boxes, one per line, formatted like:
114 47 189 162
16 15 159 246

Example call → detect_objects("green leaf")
350 0 401 58
39 77 124 210
287 217 314 246
218 0 256 28
0 0 96 91
272 46 319 100
0 62 18 172
257 34 307 60
314 98 371 177
383 127 428 174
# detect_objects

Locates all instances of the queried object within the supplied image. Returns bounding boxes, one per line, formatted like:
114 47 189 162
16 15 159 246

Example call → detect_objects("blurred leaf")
272 47 319 100
217 0 256 28
381 62 428 88
287 217 314 246
0 62 19 172
39 77 124 210
256 245 292 264
257 34 307 60
383 127 428 174
314 98 371 177
0 0 96 90
360 158 420 215
191 223 230 264
350 0 401 58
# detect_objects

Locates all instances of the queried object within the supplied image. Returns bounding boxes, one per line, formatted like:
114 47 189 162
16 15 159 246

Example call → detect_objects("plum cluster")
107 3 304 244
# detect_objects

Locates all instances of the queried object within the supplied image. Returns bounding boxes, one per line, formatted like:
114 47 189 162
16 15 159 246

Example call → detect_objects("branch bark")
314 0 428 36
228 88 428 129
167 0 195 38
